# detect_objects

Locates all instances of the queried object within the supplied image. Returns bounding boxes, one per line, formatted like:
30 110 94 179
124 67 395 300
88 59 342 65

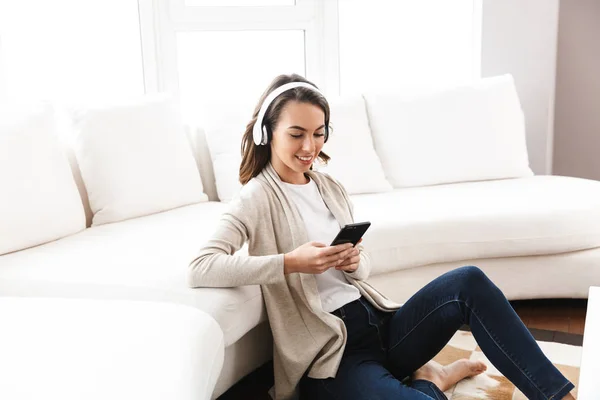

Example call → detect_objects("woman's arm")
187 199 286 288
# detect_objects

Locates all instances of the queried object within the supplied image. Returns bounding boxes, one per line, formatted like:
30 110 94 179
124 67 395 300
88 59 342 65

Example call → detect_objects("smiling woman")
190 73 577 400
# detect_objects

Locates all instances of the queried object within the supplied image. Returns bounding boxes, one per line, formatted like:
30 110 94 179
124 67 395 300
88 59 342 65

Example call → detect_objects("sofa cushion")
364 74 534 188
352 176 600 275
0 202 262 347
69 94 208 226
203 106 246 203
314 95 393 194
205 106 250 202
0 104 86 255
368 248 600 304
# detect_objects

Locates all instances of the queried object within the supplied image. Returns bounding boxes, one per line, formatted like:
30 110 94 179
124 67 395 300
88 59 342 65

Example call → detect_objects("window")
149 0 481 125
0 0 144 104
177 30 305 126
148 0 320 126
0 0 481 117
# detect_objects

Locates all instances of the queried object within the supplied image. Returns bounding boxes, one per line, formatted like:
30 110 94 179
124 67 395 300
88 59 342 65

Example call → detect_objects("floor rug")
433 330 581 399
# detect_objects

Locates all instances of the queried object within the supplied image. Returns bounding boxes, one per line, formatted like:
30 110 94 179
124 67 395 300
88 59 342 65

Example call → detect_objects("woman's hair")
239 73 331 185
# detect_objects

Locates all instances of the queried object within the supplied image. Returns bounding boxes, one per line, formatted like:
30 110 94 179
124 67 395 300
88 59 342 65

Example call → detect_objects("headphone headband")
253 82 326 146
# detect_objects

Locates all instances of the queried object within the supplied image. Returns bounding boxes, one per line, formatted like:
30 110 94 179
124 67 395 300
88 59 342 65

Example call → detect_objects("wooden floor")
218 298 589 400
511 298 588 335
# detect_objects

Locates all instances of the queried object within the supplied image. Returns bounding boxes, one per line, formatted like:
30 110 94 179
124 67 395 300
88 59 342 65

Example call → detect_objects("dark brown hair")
239 73 331 185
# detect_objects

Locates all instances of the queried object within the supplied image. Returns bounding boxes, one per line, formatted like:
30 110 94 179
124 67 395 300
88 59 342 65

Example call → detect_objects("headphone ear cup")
262 125 269 145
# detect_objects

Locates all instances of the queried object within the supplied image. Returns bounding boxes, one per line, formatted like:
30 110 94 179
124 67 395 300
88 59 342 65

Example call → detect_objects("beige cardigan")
188 162 402 399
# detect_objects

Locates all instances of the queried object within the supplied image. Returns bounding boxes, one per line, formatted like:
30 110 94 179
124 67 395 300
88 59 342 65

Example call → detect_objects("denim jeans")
299 266 575 400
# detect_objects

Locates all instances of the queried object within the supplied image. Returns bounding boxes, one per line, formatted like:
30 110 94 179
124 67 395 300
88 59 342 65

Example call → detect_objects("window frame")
137 0 481 97
138 0 341 97
0 1 481 102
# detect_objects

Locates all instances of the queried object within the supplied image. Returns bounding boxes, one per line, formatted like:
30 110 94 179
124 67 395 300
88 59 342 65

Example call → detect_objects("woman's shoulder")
309 169 349 198
239 178 269 200
227 178 270 213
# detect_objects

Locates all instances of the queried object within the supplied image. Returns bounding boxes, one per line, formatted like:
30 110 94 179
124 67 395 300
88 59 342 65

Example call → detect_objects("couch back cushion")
0 104 86 255
314 94 393 194
184 125 220 202
363 74 534 188
202 104 247 203
69 94 208 226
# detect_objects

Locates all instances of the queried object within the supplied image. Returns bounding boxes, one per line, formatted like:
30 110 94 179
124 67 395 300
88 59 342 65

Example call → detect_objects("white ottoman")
579 286 600 399
0 297 224 400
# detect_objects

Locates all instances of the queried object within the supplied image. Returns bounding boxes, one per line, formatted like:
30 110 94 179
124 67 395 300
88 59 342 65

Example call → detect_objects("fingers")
322 249 359 271
336 262 359 272
321 243 352 256
322 245 356 265
336 255 360 269
341 248 360 263
336 264 358 272
322 257 346 272
335 260 360 272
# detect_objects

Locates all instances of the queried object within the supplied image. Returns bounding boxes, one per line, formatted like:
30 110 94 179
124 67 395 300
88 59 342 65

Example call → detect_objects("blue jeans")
299 266 575 400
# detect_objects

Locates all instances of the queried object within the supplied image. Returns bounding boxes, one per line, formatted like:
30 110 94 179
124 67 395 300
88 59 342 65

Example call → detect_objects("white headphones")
252 81 328 146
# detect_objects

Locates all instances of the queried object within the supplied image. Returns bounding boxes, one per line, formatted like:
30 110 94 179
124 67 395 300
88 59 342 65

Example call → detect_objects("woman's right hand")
284 242 356 275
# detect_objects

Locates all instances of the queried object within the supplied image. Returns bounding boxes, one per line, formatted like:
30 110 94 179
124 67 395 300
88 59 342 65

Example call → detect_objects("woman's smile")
295 154 314 165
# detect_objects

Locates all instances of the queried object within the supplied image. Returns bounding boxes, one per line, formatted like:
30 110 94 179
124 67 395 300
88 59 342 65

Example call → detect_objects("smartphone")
330 222 371 247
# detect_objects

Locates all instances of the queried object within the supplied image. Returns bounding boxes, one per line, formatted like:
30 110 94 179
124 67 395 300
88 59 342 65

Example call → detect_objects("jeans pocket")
359 299 388 352
360 298 384 326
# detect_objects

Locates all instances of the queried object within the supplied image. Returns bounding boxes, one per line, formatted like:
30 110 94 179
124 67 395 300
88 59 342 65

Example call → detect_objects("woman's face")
270 100 326 184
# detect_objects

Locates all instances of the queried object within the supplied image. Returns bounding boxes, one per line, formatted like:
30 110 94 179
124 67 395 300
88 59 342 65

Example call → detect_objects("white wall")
481 0 560 175
553 0 600 181
0 36 5 102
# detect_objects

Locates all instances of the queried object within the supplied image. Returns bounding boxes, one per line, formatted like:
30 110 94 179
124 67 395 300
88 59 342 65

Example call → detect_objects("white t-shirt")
282 176 361 312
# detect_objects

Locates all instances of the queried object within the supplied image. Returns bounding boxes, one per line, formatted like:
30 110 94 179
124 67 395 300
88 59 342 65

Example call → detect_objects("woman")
188 74 575 400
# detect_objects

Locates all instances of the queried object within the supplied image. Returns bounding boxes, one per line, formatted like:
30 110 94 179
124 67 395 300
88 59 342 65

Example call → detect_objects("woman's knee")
454 265 493 291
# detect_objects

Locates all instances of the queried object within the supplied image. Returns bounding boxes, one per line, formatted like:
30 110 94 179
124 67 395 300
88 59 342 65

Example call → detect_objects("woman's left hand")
335 239 362 272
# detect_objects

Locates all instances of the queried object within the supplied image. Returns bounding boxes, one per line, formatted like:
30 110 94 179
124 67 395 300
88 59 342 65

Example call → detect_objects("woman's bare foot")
412 359 487 392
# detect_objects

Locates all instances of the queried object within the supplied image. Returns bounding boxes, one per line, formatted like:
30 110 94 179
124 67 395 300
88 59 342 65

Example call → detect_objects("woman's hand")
335 238 362 273
284 241 356 275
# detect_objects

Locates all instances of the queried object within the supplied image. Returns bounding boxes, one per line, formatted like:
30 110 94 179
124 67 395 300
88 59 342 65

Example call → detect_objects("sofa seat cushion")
0 201 263 347
352 175 600 275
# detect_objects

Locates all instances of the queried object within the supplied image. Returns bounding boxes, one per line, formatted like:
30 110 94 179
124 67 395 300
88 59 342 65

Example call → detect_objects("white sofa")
2 75 600 399
0 297 224 400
